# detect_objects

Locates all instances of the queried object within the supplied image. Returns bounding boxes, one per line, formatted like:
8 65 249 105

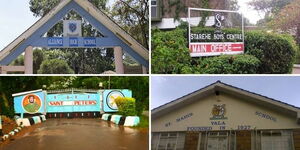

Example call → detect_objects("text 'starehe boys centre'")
151 81 300 150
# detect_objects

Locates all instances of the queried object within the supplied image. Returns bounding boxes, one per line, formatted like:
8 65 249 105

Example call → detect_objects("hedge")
245 31 297 73
115 97 137 116
152 29 191 74
151 28 297 74
197 54 260 74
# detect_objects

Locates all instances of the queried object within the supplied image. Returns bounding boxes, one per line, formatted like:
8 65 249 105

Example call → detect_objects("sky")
0 0 262 50
151 76 300 109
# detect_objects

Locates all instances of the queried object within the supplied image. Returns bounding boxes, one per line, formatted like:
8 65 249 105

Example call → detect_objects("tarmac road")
0 118 148 150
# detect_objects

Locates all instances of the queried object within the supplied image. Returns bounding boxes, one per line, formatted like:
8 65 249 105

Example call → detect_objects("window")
151 0 158 18
260 130 294 150
152 132 186 150
151 0 161 21
207 132 229 150
197 131 236 150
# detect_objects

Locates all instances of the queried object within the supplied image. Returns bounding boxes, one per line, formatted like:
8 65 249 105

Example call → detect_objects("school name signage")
48 37 97 47
188 8 244 57
48 100 97 106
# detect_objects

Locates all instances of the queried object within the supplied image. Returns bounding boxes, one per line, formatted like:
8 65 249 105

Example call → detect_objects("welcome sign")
188 8 244 57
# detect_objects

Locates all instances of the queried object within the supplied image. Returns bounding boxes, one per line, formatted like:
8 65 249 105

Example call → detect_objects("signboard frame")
188 7 245 57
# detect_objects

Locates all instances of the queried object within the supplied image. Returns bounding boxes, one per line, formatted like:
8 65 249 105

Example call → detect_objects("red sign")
189 42 244 57
49 100 97 106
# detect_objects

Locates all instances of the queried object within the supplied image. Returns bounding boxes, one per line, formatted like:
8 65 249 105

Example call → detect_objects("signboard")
13 89 133 114
47 37 97 47
14 91 45 114
103 90 132 112
63 20 82 37
46 93 100 113
22 94 42 114
188 8 244 57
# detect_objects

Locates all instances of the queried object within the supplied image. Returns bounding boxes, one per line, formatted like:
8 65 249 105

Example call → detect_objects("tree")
38 59 74 74
248 0 293 25
110 0 149 48
270 0 300 43
29 0 116 74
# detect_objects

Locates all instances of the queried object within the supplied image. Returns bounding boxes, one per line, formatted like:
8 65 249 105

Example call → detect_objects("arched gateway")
0 0 149 74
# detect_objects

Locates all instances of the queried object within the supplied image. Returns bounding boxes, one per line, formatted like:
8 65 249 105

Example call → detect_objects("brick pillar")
236 131 251 150
114 46 124 74
184 131 199 150
293 130 300 150
24 46 33 74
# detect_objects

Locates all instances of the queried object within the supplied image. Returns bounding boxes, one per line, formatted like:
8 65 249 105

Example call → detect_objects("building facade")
151 0 227 29
152 81 300 150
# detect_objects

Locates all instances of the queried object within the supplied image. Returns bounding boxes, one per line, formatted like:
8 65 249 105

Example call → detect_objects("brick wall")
236 131 251 150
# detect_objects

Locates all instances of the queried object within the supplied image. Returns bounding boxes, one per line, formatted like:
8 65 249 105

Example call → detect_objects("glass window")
261 130 293 150
151 0 157 18
152 132 186 150
207 132 229 150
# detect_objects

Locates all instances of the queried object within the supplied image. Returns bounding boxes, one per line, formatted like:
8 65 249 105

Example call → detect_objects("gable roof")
0 0 148 66
152 81 300 121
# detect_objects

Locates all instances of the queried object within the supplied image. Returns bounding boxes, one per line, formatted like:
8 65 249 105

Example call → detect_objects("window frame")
151 0 162 21
152 132 186 150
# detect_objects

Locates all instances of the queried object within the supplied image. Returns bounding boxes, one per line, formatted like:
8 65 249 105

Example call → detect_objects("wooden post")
24 46 33 74
114 46 124 74
142 66 147 74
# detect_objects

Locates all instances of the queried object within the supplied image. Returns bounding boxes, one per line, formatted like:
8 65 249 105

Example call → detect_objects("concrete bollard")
101 114 111 121
111 115 122 124
14 129 19 133
9 131 15 136
2 134 9 141
124 116 140 126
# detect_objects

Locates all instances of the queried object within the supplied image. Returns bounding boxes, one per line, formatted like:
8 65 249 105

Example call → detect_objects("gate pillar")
24 46 33 74
114 46 124 74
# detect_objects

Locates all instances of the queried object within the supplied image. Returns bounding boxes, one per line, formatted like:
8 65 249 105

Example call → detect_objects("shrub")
38 59 74 74
197 54 261 74
245 31 297 73
151 27 297 74
151 29 192 74
115 97 137 116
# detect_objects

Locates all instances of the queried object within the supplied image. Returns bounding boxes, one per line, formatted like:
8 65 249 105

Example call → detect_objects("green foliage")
245 30 297 73
115 97 137 116
152 28 297 74
197 55 261 74
110 76 149 115
133 115 149 128
38 59 74 74
151 29 191 74
110 0 148 48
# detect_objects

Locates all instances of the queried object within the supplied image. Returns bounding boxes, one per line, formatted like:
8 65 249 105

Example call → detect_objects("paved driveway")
0 119 148 150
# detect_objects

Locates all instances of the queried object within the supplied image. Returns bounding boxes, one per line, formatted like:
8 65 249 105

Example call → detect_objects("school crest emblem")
210 104 227 120
69 23 77 33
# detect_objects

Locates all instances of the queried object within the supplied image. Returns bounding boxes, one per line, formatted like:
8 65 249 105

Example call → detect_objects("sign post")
188 8 244 57
0 116 3 136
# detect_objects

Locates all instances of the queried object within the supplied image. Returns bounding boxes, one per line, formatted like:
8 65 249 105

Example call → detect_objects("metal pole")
241 12 245 53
